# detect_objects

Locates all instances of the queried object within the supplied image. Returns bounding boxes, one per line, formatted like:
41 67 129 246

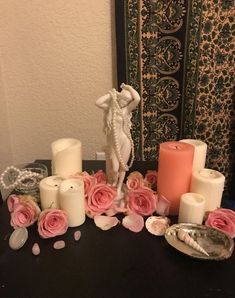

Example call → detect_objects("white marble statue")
96 83 140 199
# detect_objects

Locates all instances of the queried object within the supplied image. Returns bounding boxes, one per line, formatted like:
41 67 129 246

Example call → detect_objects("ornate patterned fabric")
115 0 235 198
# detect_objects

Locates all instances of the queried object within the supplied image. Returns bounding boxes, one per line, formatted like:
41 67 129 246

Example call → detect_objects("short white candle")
59 179 85 227
39 176 63 210
178 193 205 224
51 138 82 178
180 139 207 170
190 169 225 212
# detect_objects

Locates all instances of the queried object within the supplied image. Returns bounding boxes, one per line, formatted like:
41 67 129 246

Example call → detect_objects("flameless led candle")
59 179 85 227
51 138 82 178
39 176 63 210
190 169 225 212
180 139 207 171
157 141 194 215
178 193 205 224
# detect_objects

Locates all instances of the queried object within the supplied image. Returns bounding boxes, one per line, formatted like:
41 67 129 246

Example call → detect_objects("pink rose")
145 170 158 190
10 199 41 228
38 209 68 238
205 208 235 238
87 184 117 216
7 194 20 212
126 171 147 190
71 171 97 198
93 170 107 184
126 188 157 216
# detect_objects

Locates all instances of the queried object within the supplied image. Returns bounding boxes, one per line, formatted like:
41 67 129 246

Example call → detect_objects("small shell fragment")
177 229 209 256
74 230 81 241
32 243 40 256
9 227 28 250
53 240 65 250
145 216 170 236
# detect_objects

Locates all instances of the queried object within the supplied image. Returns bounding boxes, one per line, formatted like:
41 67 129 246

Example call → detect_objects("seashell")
74 230 81 241
32 243 40 256
177 229 209 256
9 227 28 250
53 240 65 250
145 216 170 236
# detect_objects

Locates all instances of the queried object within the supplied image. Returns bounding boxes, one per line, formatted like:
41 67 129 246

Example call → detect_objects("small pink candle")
157 141 194 215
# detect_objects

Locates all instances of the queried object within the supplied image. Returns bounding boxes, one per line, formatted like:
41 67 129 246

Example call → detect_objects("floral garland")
6 169 235 254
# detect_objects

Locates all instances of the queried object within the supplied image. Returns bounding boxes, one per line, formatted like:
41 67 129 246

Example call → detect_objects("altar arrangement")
0 84 234 260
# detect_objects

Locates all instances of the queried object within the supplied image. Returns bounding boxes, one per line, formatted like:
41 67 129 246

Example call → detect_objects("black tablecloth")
0 160 234 298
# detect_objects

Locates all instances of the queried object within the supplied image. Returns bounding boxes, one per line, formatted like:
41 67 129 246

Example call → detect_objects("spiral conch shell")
177 229 209 256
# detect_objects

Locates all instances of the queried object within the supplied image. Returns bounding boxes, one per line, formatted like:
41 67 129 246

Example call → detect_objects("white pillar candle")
59 179 85 227
190 169 225 212
180 139 207 170
51 138 82 178
178 193 205 224
39 176 63 210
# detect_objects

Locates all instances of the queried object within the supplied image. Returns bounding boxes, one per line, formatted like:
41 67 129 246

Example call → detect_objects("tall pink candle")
157 141 194 215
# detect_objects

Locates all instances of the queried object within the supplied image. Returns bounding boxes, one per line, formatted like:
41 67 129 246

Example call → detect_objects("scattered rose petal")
32 243 40 256
122 214 144 233
74 230 82 241
53 240 66 250
145 216 170 236
94 215 119 231
156 195 171 216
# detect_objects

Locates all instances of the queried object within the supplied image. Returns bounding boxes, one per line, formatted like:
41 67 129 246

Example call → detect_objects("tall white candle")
180 139 207 170
59 179 85 227
39 176 63 210
190 169 225 212
51 138 82 178
178 193 205 224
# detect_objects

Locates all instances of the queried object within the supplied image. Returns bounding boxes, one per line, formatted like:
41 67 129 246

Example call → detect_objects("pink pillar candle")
157 141 194 215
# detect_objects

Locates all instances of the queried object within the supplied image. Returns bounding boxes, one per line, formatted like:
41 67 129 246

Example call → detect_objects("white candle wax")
59 179 85 227
180 139 207 170
178 193 205 224
190 169 225 212
51 138 82 178
39 176 63 210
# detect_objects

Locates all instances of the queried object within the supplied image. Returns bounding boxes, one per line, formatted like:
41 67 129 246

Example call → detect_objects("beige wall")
0 0 116 171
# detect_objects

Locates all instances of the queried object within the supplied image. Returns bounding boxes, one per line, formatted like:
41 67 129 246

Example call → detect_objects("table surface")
0 160 234 298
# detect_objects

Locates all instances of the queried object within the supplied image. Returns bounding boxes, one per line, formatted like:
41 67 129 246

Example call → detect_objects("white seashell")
145 216 170 236
53 240 65 250
74 230 81 241
177 229 209 256
32 243 40 256
9 227 28 250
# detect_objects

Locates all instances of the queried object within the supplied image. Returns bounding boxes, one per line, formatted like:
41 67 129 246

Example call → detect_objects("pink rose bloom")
38 209 68 238
93 170 107 184
126 171 147 190
87 184 117 216
145 170 158 190
205 208 235 238
127 188 157 216
10 200 41 228
7 194 20 212
71 172 97 198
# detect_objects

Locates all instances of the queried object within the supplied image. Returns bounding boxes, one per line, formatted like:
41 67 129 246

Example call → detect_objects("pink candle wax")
157 141 194 215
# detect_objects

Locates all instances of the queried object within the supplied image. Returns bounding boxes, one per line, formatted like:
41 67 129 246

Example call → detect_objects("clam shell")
145 216 170 236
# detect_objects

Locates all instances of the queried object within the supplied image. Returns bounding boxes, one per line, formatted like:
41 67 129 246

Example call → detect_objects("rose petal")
122 214 144 233
156 194 171 216
94 215 119 231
